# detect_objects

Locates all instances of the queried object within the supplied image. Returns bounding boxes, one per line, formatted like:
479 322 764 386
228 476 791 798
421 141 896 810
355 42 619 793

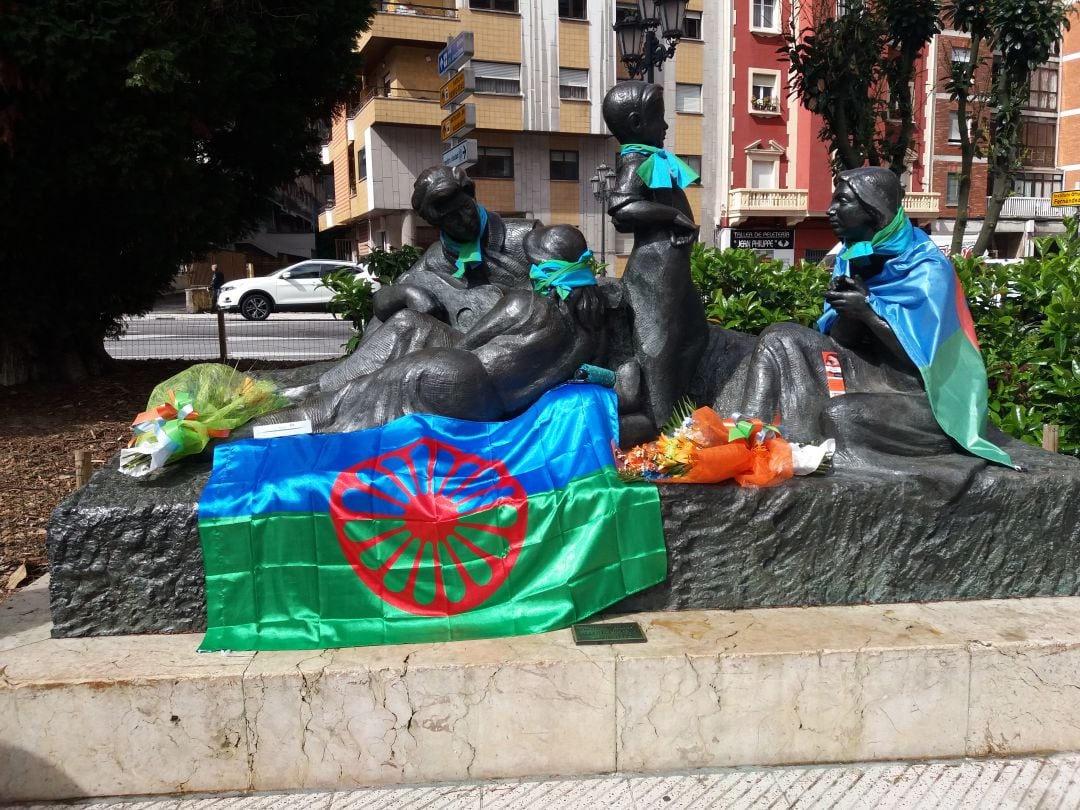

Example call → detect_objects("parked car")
217 260 381 321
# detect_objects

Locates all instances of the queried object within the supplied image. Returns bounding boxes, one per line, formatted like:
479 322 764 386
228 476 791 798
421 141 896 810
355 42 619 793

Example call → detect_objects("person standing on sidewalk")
210 264 225 312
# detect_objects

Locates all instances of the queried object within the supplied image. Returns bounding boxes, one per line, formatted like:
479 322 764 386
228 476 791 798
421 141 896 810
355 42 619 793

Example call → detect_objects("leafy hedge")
691 223 1080 456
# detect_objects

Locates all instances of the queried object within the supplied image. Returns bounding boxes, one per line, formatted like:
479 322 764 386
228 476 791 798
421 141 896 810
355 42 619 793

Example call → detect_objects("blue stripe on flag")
199 384 619 520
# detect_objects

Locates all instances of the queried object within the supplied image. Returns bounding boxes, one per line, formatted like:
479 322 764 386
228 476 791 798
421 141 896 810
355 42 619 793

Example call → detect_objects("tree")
0 0 377 385
786 0 940 176
969 0 1072 257
940 0 992 255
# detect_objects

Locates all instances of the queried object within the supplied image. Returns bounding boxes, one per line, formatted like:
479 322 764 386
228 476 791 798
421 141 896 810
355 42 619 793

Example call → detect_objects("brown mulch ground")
0 360 296 598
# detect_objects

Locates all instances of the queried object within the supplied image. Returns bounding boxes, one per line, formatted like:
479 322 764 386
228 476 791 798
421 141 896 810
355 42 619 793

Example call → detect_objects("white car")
217 259 381 321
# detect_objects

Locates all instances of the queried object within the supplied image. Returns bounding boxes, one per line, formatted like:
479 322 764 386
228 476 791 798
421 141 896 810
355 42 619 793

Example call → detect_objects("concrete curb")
5 579 1080 801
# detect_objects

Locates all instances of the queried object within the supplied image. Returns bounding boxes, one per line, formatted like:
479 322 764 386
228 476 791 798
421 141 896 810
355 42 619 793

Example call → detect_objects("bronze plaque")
571 621 647 645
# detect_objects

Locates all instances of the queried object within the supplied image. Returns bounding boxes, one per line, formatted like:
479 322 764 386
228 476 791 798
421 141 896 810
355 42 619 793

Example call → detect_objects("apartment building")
317 1 1071 267
1061 8 1080 193
927 17 1073 256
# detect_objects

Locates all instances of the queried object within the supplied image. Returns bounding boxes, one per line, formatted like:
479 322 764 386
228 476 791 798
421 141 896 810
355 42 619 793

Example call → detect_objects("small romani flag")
197 385 666 651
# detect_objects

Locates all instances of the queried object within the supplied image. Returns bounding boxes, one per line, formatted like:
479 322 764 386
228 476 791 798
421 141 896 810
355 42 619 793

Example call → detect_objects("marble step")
5 577 1080 803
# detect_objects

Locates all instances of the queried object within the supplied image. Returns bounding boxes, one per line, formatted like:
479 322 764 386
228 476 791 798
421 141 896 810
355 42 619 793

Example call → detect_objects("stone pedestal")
46 440 1080 638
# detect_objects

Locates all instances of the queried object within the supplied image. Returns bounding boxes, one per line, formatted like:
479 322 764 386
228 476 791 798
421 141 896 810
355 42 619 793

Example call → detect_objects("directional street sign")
438 31 474 77
1050 189 1080 208
443 139 478 169
440 103 476 142
731 229 794 250
440 66 474 109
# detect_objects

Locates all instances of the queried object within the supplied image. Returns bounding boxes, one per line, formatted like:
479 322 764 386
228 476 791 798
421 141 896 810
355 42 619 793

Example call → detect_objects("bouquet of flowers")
615 401 832 487
119 363 287 477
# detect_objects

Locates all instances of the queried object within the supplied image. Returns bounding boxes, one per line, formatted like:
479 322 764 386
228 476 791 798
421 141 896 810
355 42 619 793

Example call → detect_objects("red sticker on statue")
330 437 528 617
822 351 846 398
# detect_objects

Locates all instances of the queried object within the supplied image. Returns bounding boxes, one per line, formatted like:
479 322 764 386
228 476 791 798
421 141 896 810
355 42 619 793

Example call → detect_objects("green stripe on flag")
920 329 1013 467
199 466 665 651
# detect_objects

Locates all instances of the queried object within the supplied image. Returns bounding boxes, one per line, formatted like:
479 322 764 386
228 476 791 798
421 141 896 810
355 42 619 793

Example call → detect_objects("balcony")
350 85 443 131
357 1 459 59
727 188 808 225
319 208 335 231
904 192 940 221
993 196 1060 220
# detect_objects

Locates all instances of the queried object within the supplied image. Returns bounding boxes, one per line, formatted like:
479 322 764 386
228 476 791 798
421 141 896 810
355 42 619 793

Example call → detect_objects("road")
105 312 354 361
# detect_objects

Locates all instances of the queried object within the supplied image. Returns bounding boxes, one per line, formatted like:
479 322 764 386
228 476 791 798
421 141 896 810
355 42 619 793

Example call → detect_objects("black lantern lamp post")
590 163 617 265
614 0 689 83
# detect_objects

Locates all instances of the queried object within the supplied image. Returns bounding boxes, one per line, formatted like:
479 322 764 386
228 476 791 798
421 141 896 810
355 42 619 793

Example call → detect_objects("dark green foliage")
321 271 378 356
690 243 832 333
954 217 1080 455
691 233 1079 456
0 0 377 384
785 0 940 174
363 245 424 284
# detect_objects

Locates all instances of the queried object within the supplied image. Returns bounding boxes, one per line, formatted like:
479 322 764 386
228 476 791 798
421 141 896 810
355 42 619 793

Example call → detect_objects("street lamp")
614 0 689 83
591 163 617 266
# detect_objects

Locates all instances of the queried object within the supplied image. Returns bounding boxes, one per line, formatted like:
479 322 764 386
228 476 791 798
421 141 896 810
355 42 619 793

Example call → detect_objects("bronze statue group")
263 81 1016 479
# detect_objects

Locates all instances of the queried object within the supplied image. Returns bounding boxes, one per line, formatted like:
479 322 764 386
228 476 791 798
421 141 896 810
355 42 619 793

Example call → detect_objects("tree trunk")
973 168 1010 257
0 326 113 387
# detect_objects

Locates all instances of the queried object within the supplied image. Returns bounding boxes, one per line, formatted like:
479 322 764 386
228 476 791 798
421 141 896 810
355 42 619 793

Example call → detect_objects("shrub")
690 243 831 334
321 270 379 356
954 216 1080 456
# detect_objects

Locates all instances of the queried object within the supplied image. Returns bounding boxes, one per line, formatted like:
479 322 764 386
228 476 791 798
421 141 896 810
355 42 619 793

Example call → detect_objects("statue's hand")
568 285 605 331
373 283 448 322
670 212 698 247
824 276 872 321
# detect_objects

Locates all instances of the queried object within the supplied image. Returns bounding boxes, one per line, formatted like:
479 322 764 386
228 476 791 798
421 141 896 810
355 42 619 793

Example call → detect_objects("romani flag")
197 384 666 651
820 224 1013 468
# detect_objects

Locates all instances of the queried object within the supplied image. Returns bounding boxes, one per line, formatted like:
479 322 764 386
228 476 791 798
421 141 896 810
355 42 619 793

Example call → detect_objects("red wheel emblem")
330 437 528 616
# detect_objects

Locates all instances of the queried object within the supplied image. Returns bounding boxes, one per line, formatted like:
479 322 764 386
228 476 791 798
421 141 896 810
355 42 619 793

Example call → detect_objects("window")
1027 67 1058 111
558 0 585 19
804 249 828 263
951 46 971 66
473 61 521 95
1010 172 1062 199
675 83 702 113
550 150 579 181
356 148 367 182
946 172 959 207
750 159 777 189
752 0 779 31
471 147 514 178
470 0 518 11
347 149 357 196
615 3 638 24
750 71 780 113
678 154 702 185
1020 119 1056 166
683 11 702 39
948 112 962 144
559 68 588 101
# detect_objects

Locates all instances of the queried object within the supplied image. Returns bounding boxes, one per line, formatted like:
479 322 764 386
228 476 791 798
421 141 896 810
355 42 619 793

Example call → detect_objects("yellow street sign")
441 103 475 142
440 68 474 108
1051 190 1080 208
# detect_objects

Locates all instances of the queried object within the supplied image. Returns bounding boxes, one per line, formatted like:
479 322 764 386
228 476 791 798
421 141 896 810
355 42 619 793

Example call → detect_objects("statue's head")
602 81 667 147
523 224 589 267
411 165 481 243
827 168 903 243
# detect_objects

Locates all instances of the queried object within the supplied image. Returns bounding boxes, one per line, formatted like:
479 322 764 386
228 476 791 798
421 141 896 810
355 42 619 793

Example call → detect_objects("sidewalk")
16 754 1080 809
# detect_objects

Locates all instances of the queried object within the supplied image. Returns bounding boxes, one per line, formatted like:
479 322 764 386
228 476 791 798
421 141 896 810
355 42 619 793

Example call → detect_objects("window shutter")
675 83 702 113
559 68 588 86
472 61 521 80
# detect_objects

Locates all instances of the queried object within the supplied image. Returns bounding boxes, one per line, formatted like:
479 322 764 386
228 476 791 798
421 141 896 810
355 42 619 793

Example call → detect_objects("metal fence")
104 312 354 362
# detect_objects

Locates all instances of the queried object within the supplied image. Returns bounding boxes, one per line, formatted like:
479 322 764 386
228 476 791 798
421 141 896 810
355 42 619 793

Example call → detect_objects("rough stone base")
46 438 1080 638
7 578 1080 802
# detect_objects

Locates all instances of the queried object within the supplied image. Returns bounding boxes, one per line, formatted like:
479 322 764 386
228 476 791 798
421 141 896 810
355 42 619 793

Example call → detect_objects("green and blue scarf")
530 249 597 300
620 144 699 189
441 204 489 278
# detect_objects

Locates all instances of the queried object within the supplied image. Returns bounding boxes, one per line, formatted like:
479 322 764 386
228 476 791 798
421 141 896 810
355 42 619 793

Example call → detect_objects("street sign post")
442 139 478 169
1050 190 1080 208
440 66 474 109
441 104 476 142
731 229 794 250
438 31 474 77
